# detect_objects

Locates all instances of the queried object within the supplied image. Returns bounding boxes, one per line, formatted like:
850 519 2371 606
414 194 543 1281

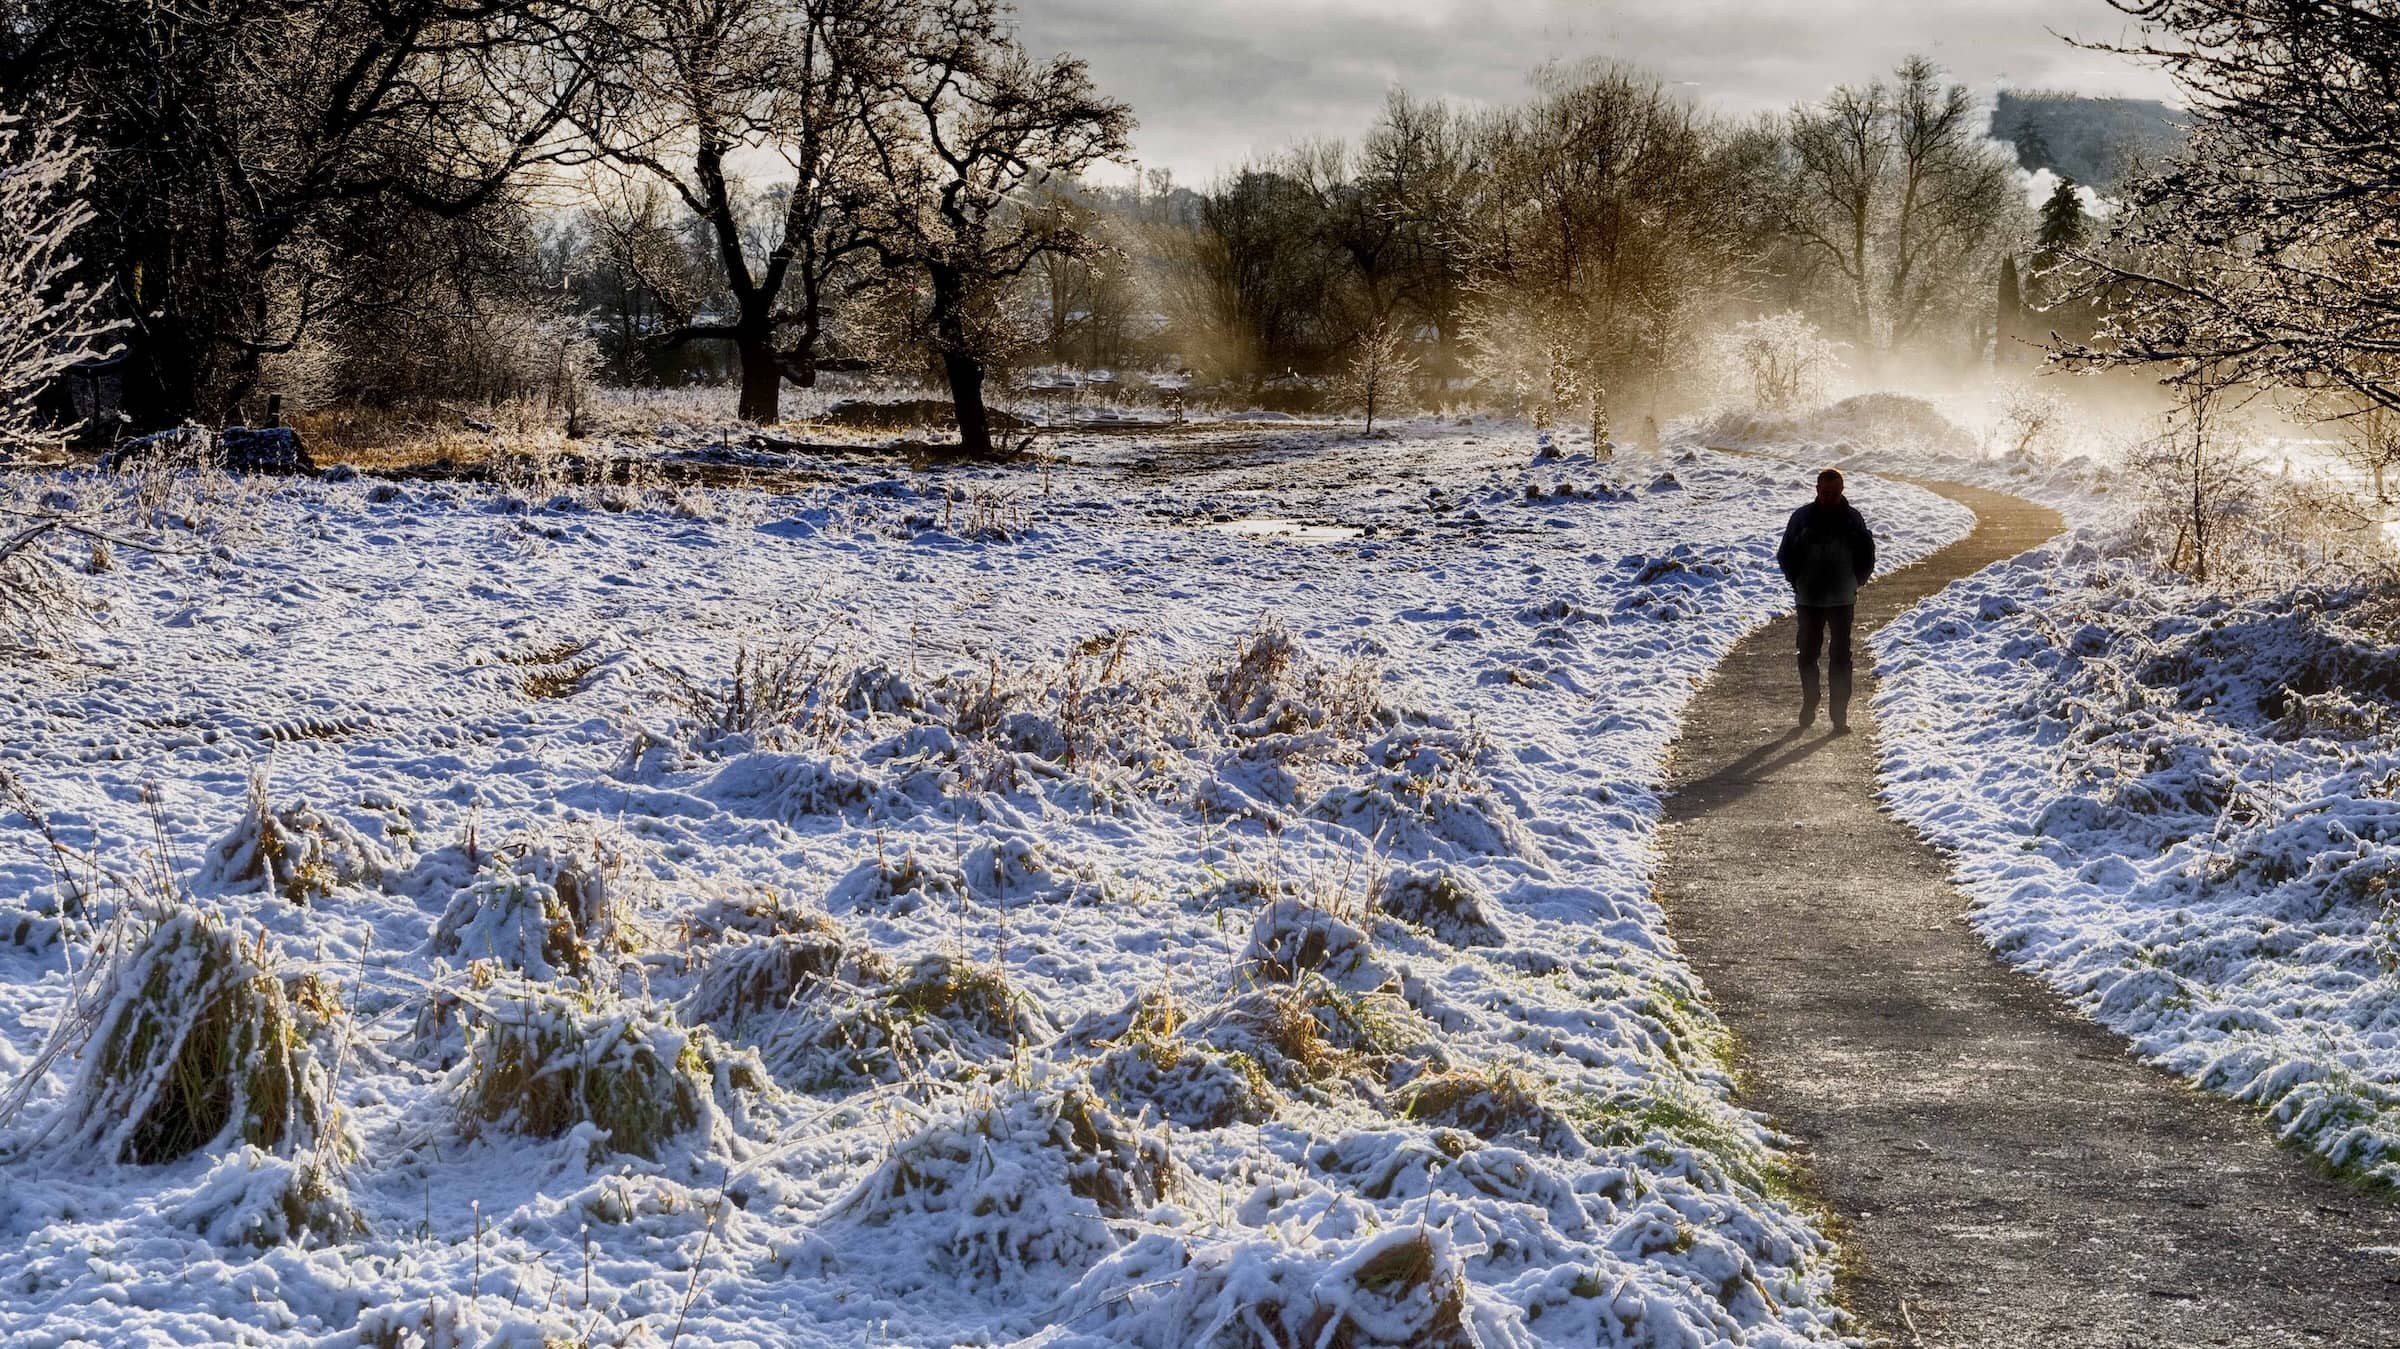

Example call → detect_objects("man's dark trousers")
1796 604 1854 726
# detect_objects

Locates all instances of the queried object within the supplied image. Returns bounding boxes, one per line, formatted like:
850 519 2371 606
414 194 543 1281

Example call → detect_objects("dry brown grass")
457 982 725 1159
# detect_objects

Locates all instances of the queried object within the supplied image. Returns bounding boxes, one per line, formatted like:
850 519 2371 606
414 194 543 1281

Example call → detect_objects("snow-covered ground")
0 424 1972 1347
1874 535 2400 1187
1708 383 2400 1188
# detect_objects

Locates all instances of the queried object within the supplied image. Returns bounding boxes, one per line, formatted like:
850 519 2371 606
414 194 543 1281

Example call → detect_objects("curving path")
1656 478 2400 1347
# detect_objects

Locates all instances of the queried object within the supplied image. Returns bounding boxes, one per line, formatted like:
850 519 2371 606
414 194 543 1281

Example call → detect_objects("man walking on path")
1776 468 1877 733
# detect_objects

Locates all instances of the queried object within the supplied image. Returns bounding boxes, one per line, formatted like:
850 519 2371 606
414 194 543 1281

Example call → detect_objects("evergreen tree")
2036 179 2091 261
1996 254 2023 366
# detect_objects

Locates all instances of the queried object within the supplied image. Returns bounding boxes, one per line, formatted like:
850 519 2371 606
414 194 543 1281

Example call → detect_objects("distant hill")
1991 90 2188 189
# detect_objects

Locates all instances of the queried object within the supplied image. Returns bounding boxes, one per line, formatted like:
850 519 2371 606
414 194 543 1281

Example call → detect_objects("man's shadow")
1675 727 1835 815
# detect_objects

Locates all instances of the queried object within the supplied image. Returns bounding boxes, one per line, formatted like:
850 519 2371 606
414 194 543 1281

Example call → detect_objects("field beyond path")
1656 481 2400 1347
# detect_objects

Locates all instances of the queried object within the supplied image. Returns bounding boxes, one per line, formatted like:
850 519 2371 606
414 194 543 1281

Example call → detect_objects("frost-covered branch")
0 110 118 457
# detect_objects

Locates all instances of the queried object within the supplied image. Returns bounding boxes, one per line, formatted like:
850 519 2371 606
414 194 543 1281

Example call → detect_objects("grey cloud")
1014 0 2179 181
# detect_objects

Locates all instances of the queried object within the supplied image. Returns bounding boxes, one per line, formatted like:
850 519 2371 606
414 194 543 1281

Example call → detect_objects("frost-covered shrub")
652 633 853 756
1707 311 1843 413
171 1144 361 1248
1211 619 1385 740
203 772 389 902
455 982 740 1159
56 903 344 1165
1373 864 1505 948
832 1082 1178 1285
1241 902 1393 993
430 831 632 980
1397 1066 1588 1156
1193 976 1438 1099
683 923 895 1034
1987 378 2069 463
1087 995 1281 1130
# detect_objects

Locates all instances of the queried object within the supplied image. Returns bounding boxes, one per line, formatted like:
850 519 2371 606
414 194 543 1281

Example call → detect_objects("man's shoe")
1829 718 1851 736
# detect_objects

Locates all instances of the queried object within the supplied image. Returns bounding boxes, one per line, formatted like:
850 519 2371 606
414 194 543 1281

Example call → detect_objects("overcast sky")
1015 0 2180 185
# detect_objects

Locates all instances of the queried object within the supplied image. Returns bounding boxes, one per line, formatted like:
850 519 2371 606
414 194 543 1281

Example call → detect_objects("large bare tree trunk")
944 350 992 456
930 265 995 456
736 336 781 423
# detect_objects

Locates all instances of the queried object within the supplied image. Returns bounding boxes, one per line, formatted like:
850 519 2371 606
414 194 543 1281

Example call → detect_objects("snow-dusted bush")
0 109 117 456
1708 311 1843 413
1086 994 1282 1129
455 981 746 1158
203 770 389 902
1373 863 1505 948
1397 1065 1588 1155
430 829 633 980
52 903 345 1166
831 1082 1179 1286
682 920 895 1033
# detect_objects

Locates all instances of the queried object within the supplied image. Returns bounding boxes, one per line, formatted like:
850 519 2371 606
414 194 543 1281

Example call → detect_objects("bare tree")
1788 82 1890 348
2057 3 2400 413
1358 91 1472 371
1332 319 1418 434
3 0 608 424
858 0 1133 456
576 0 899 422
1461 63 1751 446
1882 57 2014 353
0 111 117 455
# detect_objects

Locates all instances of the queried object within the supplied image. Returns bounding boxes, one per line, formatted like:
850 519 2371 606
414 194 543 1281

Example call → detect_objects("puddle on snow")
1195 518 1365 543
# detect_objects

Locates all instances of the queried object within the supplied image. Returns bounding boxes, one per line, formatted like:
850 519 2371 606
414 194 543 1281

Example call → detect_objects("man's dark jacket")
1777 499 1876 607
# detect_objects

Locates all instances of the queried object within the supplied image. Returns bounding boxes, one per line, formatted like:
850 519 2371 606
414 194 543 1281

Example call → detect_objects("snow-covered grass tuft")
53 899 348 1169
831 1080 1178 1287
681 911 893 1033
429 826 635 981
203 768 389 902
1398 1063 1588 1155
1372 862 1506 947
454 979 750 1159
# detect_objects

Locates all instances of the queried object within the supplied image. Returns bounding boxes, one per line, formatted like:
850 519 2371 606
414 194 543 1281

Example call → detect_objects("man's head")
1815 468 1845 507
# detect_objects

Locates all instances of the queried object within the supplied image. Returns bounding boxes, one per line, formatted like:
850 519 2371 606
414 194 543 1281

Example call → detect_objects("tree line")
4 1 2098 452
0 0 1129 454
